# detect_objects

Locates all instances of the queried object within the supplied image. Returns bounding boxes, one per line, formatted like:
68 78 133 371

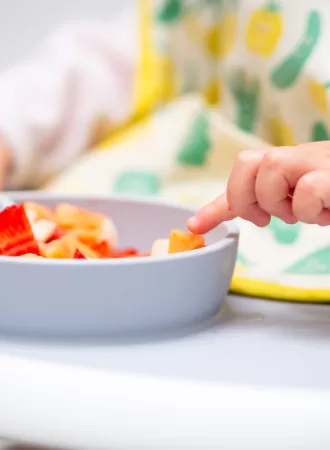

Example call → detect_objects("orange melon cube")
42 236 76 259
69 228 101 246
55 203 105 230
168 230 205 254
75 240 100 259
42 235 100 259
24 202 55 222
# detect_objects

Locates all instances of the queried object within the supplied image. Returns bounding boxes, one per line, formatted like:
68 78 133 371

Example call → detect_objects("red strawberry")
74 249 86 259
46 226 66 243
91 240 112 258
0 204 40 256
109 248 138 258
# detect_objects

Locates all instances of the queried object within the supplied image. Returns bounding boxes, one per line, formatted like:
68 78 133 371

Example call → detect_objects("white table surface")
1 295 330 450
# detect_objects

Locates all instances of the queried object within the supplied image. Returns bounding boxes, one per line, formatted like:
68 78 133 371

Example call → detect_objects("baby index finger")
187 194 236 234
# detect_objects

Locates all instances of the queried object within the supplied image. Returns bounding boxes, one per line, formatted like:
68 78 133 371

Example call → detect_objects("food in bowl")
0 202 205 259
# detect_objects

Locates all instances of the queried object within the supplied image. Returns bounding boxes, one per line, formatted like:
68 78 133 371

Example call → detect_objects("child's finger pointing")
187 193 236 234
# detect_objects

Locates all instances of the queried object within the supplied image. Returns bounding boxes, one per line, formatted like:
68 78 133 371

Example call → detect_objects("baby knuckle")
262 149 284 170
298 174 319 198
236 150 253 166
236 149 261 166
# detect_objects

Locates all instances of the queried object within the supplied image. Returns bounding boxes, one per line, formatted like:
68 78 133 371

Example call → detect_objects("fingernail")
187 216 198 230
255 215 271 227
284 218 298 225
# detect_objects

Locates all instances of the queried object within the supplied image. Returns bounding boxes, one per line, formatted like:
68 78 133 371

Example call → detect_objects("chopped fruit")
0 204 40 256
151 239 169 257
70 228 102 246
99 218 118 247
32 219 57 243
109 248 138 258
1 201 207 260
55 203 105 230
91 240 112 258
75 240 99 259
55 204 117 255
74 249 87 259
42 236 76 259
46 226 65 243
24 202 55 222
168 230 205 254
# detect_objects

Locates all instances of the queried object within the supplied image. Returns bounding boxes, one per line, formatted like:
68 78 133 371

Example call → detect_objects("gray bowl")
0 193 239 337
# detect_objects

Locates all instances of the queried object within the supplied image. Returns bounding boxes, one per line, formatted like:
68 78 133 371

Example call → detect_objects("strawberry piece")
74 249 86 259
109 248 138 258
0 204 40 256
46 226 65 243
91 240 112 258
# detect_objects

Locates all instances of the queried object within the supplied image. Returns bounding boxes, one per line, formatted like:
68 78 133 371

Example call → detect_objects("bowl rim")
0 192 239 267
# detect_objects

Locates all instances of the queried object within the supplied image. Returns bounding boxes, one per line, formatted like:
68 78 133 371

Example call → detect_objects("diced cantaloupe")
69 228 101 246
41 236 76 259
55 204 118 250
24 202 55 222
55 203 105 229
75 240 99 259
168 230 205 254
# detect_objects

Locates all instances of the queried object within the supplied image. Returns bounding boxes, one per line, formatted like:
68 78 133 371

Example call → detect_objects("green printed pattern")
156 0 183 23
177 111 212 166
268 217 302 245
285 246 330 274
311 121 330 141
271 10 321 89
237 251 254 266
113 171 161 196
228 69 260 132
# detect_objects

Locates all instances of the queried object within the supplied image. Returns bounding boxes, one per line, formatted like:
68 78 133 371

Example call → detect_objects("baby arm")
0 9 135 189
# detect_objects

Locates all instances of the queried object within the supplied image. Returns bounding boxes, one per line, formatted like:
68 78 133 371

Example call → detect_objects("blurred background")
0 0 132 68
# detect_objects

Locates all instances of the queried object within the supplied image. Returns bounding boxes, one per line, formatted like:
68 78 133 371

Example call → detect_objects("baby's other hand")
187 142 330 233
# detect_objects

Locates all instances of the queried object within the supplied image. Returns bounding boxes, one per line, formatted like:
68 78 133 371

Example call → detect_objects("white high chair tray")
1 294 330 450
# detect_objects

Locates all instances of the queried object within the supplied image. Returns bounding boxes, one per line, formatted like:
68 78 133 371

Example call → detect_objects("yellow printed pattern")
246 1 282 57
308 80 330 114
134 0 178 119
206 12 237 59
268 115 296 146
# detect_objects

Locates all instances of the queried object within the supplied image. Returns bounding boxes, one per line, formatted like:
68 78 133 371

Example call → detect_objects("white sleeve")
0 8 136 189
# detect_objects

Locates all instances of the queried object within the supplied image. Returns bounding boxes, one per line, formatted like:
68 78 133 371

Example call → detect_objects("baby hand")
187 142 330 233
